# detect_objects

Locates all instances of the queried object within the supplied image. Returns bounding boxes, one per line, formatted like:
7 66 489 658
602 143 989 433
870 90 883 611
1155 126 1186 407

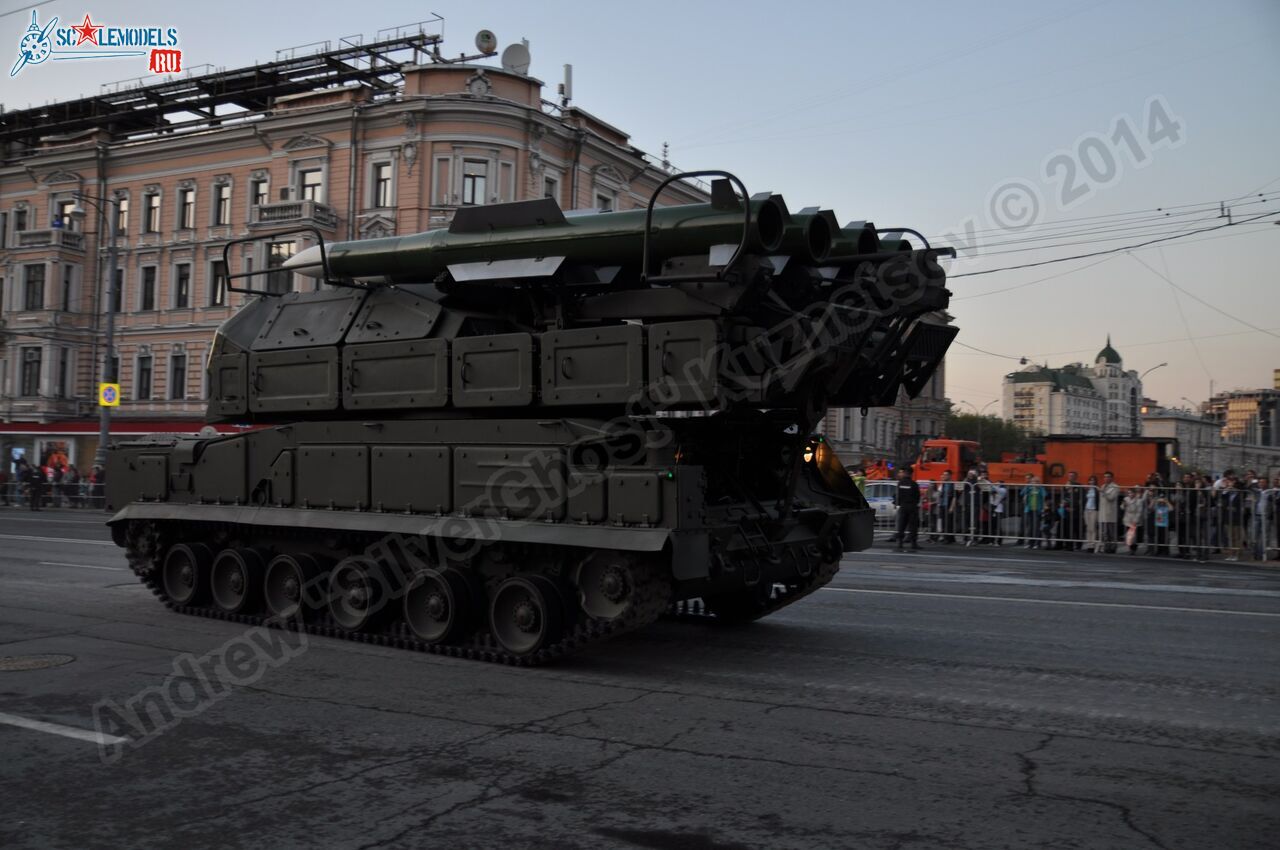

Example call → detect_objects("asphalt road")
0 509 1276 850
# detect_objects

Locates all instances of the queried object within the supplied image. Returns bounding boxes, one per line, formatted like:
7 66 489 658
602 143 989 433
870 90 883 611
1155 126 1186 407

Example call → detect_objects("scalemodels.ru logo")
10 10 182 78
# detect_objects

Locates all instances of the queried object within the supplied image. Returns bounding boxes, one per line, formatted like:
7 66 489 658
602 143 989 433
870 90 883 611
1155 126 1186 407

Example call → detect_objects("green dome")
1095 334 1121 365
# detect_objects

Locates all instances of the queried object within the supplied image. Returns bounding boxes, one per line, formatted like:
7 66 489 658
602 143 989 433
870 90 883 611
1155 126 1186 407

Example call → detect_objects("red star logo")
71 14 103 47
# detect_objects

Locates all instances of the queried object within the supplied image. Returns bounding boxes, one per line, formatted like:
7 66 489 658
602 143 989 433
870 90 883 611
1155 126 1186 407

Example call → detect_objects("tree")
944 412 1039 461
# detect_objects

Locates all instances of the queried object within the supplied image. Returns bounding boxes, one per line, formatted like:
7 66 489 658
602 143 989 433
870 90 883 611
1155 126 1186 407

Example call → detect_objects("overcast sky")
6 0 1278 410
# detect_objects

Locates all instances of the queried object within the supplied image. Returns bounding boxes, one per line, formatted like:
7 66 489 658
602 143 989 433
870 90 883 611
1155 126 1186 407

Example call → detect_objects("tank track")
668 558 841 623
121 520 673 667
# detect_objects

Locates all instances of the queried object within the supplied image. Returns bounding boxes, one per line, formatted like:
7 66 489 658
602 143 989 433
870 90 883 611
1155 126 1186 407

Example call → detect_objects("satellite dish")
500 42 531 75
474 29 497 55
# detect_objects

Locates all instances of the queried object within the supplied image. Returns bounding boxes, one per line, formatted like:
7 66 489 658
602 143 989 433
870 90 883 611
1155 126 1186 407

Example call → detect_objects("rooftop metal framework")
0 29 442 157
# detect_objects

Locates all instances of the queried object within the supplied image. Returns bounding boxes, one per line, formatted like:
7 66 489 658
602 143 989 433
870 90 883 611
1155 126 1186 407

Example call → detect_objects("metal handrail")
640 170 750 284
222 226 351 297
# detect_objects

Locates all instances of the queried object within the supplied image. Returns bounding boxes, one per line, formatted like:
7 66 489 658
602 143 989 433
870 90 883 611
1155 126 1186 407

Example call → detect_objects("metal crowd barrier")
912 481 1280 562
0 480 107 509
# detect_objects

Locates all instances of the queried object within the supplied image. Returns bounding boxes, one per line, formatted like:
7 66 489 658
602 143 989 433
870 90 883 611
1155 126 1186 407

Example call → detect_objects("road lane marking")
847 551 1107 566
833 572 1280 599
0 533 113 546
0 517 108 526
0 710 127 746
821 587 1280 618
38 562 124 572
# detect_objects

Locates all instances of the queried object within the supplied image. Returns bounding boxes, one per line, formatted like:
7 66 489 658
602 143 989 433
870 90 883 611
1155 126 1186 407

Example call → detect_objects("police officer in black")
894 466 922 552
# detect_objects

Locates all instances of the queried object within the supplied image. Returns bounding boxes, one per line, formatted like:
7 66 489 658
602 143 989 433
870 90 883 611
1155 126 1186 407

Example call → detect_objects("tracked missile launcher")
106 171 956 665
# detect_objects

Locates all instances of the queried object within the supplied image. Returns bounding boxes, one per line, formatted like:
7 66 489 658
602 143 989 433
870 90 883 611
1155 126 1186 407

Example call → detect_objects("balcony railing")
250 200 338 229
12 229 86 250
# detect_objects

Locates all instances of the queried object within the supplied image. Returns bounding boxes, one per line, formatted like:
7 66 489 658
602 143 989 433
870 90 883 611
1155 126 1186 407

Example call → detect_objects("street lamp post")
1134 362 1168 436
957 399 998 444
1139 362 1168 382
70 191 121 469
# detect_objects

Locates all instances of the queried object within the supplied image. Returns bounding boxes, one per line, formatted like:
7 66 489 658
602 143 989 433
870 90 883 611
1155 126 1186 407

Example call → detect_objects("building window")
543 176 559 201
173 263 191 308
111 269 123 314
213 183 231 226
23 264 45 310
140 267 157 311
461 160 487 206
210 260 228 306
177 188 195 229
20 347 41 397
13 208 27 232
114 196 128 234
57 348 70 399
55 199 77 231
596 193 615 212
61 264 74 311
373 163 392 208
170 353 187 400
267 241 294 294
143 194 160 233
136 354 153 400
299 169 324 203
251 177 269 208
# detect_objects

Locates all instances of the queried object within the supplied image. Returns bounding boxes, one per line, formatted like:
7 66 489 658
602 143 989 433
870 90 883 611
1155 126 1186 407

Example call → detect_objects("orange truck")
903 436 1178 486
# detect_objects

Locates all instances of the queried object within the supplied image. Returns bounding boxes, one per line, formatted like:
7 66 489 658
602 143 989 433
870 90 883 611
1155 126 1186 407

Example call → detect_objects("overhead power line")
951 340 1027 362
948 210 1278 278
951 326 1280 361
937 195 1275 254
1128 252 1280 340
1157 247 1214 384
930 188 1277 243
953 222 1276 300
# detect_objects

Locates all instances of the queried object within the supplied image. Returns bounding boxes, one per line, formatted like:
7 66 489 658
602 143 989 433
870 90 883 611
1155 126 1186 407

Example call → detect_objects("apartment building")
1001 337 1144 437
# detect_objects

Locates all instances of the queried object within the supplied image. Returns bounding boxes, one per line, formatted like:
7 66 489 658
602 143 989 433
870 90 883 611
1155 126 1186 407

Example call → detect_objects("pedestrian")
1041 500 1058 550
1223 474 1248 561
1270 475 1280 561
958 470 978 545
893 466 921 552
991 479 1008 546
1099 471 1121 553
1023 475 1045 549
1150 490 1171 556
937 470 955 543
90 464 106 509
1173 473 1196 560
26 463 44 512
64 464 81 508
973 470 993 545
1122 487 1146 554
1064 470 1084 549
921 483 935 541
1083 474 1100 552
1250 475 1272 562
1049 485 1066 550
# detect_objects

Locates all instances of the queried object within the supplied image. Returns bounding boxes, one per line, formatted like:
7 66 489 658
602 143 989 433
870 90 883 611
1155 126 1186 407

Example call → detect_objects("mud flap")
840 509 874 553
670 530 710 580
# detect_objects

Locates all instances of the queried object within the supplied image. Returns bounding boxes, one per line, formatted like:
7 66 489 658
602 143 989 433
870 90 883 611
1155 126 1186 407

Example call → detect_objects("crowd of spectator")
0 458 106 510
886 466 1279 562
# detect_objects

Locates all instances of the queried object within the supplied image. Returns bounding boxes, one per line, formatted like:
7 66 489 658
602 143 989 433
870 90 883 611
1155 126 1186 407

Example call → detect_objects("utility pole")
70 191 121 468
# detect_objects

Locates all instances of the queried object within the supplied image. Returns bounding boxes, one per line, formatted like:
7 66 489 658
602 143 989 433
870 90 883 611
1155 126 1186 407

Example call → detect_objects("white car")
864 481 898 527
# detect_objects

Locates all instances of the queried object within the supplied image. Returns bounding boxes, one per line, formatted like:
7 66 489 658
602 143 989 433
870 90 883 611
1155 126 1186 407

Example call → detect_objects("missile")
285 191 834 283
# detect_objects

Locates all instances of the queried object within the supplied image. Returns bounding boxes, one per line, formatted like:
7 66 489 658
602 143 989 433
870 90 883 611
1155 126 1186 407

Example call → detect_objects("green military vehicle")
106 172 955 664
